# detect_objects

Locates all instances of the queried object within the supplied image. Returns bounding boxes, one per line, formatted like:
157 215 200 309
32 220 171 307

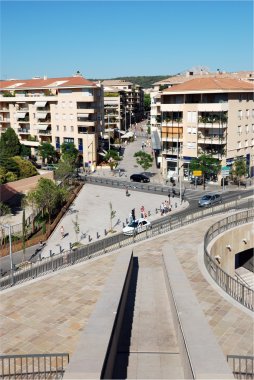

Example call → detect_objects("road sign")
193 170 202 176
222 165 230 176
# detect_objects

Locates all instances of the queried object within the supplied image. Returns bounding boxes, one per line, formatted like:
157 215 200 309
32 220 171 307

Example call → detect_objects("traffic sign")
222 165 230 176
193 170 202 176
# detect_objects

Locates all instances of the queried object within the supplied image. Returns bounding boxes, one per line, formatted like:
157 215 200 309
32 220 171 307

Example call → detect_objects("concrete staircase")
236 267 254 290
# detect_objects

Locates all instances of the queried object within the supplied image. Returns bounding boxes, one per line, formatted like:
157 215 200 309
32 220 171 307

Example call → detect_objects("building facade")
151 76 254 178
0 74 104 167
101 80 144 128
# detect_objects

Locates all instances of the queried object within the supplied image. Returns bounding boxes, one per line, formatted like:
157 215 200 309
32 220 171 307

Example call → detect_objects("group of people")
160 200 171 216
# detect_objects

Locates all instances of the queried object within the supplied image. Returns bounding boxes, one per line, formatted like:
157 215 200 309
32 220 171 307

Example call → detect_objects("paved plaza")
1 214 252 377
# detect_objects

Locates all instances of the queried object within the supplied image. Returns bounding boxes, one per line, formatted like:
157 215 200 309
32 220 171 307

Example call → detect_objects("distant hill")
89 75 171 89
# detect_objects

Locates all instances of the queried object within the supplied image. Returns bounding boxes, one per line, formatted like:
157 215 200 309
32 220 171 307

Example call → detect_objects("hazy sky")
1 1 253 79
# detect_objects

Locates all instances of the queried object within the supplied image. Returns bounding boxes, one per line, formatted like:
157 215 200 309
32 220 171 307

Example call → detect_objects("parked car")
130 174 150 183
198 193 222 207
190 176 204 185
122 218 151 236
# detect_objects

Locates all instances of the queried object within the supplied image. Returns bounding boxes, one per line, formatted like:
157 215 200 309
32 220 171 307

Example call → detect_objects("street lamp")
124 107 127 133
2 224 14 285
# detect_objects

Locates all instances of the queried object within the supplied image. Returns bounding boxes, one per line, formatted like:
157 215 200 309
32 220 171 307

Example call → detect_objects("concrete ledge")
163 246 234 379
63 248 133 379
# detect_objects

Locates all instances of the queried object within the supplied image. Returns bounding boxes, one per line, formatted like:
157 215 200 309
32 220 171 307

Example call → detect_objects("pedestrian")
125 186 129 197
160 202 164 216
60 225 65 239
140 205 145 218
168 191 171 205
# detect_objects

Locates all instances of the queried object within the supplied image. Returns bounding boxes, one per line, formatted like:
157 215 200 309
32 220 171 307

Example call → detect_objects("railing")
0 353 69 379
227 355 254 379
204 210 254 311
1 197 253 291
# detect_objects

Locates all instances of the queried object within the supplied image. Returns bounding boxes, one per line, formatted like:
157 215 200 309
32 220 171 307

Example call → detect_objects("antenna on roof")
73 70 82 77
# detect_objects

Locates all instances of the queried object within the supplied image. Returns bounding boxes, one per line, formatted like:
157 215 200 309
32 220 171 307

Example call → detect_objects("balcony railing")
18 128 30 133
198 135 226 143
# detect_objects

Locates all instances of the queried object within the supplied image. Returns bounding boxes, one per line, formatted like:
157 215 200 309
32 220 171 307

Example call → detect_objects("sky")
1 0 253 80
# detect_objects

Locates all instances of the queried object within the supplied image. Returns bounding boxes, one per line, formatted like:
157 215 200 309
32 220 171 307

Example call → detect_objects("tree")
109 202 116 233
55 160 74 180
20 144 31 158
190 154 221 190
232 157 247 186
0 202 11 217
12 156 38 178
72 213 80 243
61 142 78 165
144 94 151 112
27 178 68 224
0 127 21 158
38 142 56 164
134 151 153 171
104 149 121 171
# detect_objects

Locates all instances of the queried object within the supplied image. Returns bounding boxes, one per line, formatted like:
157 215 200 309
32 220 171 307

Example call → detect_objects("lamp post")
124 108 127 133
108 113 111 151
3 224 14 285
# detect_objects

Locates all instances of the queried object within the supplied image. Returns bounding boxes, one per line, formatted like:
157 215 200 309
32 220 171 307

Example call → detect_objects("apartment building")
103 86 127 131
101 80 144 128
150 70 254 130
0 74 104 166
151 76 254 178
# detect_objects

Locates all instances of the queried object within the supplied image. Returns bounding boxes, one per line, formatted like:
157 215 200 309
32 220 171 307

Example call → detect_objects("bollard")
155 208 158 214
175 202 177 208
69 242 72 252
97 232 100 239
50 250 52 257
104 229 107 236
126 218 129 224
123 222 125 228
148 210 151 216
89 235 92 242
59 245 62 254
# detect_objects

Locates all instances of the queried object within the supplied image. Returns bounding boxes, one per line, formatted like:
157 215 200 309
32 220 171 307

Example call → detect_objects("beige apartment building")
101 80 144 128
151 76 254 178
0 74 104 167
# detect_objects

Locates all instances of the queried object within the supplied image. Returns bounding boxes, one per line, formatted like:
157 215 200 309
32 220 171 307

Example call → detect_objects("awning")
35 101 47 107
35 124 48 130
36 112 47 119
16 112 26 118
151 130 161 150
20 141 40 147
121 131 134 138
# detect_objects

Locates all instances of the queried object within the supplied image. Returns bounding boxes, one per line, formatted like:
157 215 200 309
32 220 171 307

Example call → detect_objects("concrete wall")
163 246 234 379
63 249 133 379
0 172 54 202
208 223 254 276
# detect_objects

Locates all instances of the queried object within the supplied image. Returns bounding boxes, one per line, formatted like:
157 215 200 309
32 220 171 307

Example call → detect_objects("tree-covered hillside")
89 75 172 89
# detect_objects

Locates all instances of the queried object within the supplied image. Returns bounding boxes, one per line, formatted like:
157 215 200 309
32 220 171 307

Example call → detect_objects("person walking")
125 186 129 197
60 225 65 239
168 191 171 205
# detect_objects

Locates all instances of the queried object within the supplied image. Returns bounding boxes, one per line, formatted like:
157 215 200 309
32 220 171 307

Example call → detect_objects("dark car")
190 176 204 185
130 174 150 183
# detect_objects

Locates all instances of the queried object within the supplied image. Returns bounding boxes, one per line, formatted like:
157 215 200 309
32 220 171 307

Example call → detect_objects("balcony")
0 118 10 123
162 147 182 155
18 128 30 134
198 134 226 144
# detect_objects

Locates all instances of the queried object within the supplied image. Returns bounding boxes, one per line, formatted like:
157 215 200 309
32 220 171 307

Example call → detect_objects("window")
238 110 243 119
252 109 254 119
64 126 66 131
55 114 59 120
61 101 66 108
56 125 59 131
245 140 248 147
62 114 66 120
245 125 249 134
252 124 254 133
192 127 197 134
237 126 242 135
246 109 249 119
64 137 74 143
187 127 192 134
187 111 197 123
252 138 254 146
71 126 74 132
237 141 241 149
239 94 242 102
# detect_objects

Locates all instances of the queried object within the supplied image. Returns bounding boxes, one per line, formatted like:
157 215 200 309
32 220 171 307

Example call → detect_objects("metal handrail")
204 210 254 311
227 355 254 379
0 353 69 379
1 198 253 291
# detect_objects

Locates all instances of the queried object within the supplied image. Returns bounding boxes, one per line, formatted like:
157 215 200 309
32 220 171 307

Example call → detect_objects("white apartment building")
0 74 104 167
151 76 254 178
101 80 144 128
